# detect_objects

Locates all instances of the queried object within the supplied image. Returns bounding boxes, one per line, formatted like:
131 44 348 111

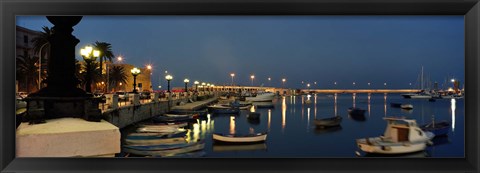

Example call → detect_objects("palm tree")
78 61 102 92
31 26 53 86
108 65 128 92
93 41 114 75
17 54 39 93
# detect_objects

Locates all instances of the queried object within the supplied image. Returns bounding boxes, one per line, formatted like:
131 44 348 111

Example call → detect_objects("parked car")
116 91 129 101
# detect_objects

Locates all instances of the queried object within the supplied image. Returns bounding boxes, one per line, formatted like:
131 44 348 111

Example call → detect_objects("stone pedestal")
16 118 120 157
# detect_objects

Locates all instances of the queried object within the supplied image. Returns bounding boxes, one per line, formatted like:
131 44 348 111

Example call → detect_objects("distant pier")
301 89 420 93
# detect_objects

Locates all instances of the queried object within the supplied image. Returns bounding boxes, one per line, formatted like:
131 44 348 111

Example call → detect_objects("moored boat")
313 116 342 128
420 120 450 137
356 117 435 155
126 131 188 140
213 133 267 143
400 104 413 109
245 92 275 102
125 136 187 145
136 126 187 133
124 141 205 156
152 115 198 123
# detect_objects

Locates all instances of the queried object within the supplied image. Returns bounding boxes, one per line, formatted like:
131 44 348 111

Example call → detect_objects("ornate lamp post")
201 82 206 91
130 67 141 93
184 78 190 92
165 75 173 93
207 83 211 92
80 46 100 94
194 81 199 92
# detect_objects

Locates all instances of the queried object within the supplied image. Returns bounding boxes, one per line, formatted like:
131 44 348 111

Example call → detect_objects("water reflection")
230 116 236 134
212 143 267 152
314 125 342 135
367 94 371 116
268 109 271 131
352 93 356 108
192 123 200 142
451 99 456 132
334 94 337 116
282 96 287 132
384 93 387 117
307 107 311 131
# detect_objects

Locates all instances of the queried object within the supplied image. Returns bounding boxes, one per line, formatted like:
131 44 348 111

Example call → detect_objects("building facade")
16 25 44 93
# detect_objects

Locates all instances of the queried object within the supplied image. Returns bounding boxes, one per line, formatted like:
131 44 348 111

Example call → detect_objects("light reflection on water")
122 94 464 158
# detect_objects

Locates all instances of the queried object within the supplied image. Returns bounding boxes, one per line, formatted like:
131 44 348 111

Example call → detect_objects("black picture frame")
1 0 479 172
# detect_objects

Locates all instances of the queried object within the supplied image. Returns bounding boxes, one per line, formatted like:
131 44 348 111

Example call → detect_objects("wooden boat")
152 115 197 123
139 122 188 128
253 102 274 108
313 116 342 128
168 109 208 117
348 107 366 121
163 113 192 118
420 121 450 137
125 136 187 145
136 126 187 133
247 112 261 119
213 133 267 143
390 103 402 108
400 104 413 110
124 140 205 151
208 105 240 114
348 107 366 115
356 117 435 154
126 131 188 140
158 151 206 158
123 141 205 157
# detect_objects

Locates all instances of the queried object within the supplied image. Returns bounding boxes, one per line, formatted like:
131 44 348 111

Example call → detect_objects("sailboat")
403 66 433 99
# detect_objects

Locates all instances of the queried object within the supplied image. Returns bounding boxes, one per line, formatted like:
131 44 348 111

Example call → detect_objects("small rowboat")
136 126 187 133
124 141 205 157
313 116 342 128
213 133 267 143
168 109 208 117
348 107 366 115
247 112 261 119
124 140 205 151
158 151 206 158
420 121 450 137
125 136 187 145
152 115 198 123
163 113 192 118
208 105 240 114
400 104 413 110
126 131 188 140
139 122 188 128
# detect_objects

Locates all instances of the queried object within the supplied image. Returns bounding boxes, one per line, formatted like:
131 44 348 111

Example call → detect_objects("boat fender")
381 146 392 151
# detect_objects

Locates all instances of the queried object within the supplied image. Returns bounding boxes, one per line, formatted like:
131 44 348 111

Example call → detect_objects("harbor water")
120 93 465 158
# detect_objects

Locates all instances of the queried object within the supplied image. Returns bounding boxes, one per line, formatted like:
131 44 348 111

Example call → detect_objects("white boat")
163 114 191 118
356 117 434 155
139 122 188 129
125 136 187 145
409 94 432 99
245 92 275 102
400 104 413 109
213 133 267 143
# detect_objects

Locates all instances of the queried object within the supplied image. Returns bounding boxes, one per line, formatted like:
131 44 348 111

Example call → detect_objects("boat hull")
356 138 427 154
213 133 267 143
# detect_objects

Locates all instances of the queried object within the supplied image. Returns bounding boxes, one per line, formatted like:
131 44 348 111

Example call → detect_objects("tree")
77 61 102 92
31 26 53 84
108 65 128 92
93 41 114 75
16 54 39 93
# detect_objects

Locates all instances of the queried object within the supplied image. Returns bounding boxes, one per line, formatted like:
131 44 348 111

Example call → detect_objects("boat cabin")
382 117 426 143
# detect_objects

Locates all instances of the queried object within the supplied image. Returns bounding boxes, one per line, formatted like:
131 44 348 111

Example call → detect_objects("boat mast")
421 66 424 90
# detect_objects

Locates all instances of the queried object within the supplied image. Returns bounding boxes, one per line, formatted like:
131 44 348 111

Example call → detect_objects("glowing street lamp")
130 67 141 93
201 82 206 91
165 75 173 93
194 81 199 92
282 78 286 88
250 75 255 86
184 78 190 92
230 73 235 86
207 83 211 92
80 46 100 93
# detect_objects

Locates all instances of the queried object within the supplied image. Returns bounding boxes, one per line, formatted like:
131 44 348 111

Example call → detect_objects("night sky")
16 16 464 90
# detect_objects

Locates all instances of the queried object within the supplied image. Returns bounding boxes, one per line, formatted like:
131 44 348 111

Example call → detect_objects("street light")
250 75 255 86
230 73 235 86
80 46 100 94
194 81 199 92
201 82 206 91
165 75 173 93
207 83 211 92
282 78 286 88
184 78 190 92
130 67 141 93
